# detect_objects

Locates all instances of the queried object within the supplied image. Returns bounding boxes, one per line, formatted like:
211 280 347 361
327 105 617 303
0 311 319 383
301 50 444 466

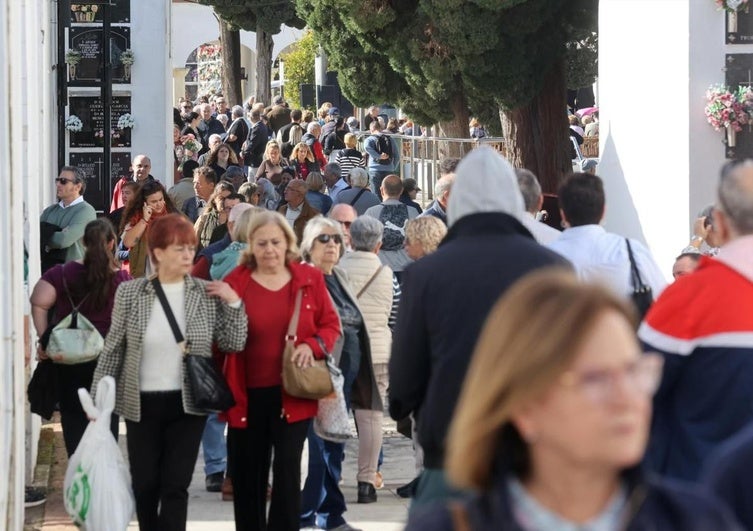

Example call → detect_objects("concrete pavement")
27 414 413 530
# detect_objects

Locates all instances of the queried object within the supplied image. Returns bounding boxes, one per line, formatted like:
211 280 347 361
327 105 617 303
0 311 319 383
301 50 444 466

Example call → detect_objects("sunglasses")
55 177 76 185
315 233 343 245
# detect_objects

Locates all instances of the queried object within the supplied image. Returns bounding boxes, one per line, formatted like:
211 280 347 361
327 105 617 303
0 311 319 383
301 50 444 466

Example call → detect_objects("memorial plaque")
70 1 131 24
68 95 132 148
725 54 753 159
727 7 753 43
69 151 131 212
69 27 130 83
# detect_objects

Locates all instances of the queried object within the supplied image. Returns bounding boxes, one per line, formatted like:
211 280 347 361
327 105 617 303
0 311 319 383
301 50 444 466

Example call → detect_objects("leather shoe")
205 472 224 492
396 476 419 499
357 481 376 503
221 477 233 501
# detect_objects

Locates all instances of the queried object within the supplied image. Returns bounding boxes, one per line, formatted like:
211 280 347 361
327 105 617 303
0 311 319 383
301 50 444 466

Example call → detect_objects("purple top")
42 262 132 337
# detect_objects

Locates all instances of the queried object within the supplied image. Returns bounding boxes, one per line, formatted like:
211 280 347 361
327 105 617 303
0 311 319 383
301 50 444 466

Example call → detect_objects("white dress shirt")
284 203 302 227
520 212 562 245
547 224 666 299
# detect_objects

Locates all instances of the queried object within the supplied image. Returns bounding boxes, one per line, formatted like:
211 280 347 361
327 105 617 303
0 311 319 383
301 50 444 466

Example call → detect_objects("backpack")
378 203 409 251
375 134 393 164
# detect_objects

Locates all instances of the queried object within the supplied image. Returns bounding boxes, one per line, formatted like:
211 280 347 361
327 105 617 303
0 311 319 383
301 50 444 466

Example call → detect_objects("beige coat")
338 251 393 365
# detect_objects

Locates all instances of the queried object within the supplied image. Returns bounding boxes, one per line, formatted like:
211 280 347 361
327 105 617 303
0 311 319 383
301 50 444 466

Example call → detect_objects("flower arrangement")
65 49 82 65
117 113 134 130
716 0 749 13
120 49 135 66
704 84 750 132
65 115 83 132
71 4 99 22
176 134 203 170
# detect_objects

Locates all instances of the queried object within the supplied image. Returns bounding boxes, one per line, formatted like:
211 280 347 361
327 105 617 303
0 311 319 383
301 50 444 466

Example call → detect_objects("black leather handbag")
152 278 235 413
626 239 654 319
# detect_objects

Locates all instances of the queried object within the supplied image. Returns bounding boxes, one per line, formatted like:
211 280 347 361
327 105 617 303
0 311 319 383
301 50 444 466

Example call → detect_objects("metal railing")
355 133 509 208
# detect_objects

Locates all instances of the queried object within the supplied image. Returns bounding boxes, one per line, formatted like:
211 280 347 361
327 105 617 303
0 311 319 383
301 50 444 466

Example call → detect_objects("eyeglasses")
55 177 76 185
315 233 343 245
559 353 663 404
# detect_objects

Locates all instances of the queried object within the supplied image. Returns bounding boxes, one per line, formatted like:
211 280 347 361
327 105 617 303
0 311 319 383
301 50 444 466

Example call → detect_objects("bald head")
328 204 357 248
718 160 753 235
132 155 152 182
381 174 403 199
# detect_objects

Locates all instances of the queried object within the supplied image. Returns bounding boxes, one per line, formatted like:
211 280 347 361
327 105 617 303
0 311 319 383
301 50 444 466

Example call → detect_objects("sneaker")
357 481 376 503
205 472 224 492
24 486 46 508
374 471 384 490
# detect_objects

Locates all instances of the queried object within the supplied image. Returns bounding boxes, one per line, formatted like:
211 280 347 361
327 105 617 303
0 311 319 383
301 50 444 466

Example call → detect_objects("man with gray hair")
302 121 328 169
641 160 753 482
515 168 562 244
388 147 568 509
328 204 357 251
198 134 224 166
225 105 249 157
243 108 269 178
197 102 226 155
323 162 348 202
419 174 453 225
335 168 380 215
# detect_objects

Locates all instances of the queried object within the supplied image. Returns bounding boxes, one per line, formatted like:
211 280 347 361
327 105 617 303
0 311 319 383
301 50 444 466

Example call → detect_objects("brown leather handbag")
281 289 334 400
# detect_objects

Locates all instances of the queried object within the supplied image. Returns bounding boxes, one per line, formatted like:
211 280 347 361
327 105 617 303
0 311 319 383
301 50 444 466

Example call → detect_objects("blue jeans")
369 170 393 200
300 426 347 529
201 413 227 475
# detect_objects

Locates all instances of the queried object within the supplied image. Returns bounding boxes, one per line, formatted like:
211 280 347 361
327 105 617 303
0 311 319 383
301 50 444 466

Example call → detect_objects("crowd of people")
31 91 753 531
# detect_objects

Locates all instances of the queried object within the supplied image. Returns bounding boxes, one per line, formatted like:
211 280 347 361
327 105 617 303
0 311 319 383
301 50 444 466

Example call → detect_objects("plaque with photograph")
727 7 753 43
68 95 132 148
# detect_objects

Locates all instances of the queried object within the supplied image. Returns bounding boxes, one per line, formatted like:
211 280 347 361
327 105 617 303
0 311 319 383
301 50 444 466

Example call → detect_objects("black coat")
406 468 741 530
388 212 569 469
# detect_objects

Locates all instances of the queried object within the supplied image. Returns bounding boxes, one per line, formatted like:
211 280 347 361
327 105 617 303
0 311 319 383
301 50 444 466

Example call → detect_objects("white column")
599 0 726 277
131 1 173 186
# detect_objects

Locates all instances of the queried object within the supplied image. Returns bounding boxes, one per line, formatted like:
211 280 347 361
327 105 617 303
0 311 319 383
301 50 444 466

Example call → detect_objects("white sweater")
140 281 185 391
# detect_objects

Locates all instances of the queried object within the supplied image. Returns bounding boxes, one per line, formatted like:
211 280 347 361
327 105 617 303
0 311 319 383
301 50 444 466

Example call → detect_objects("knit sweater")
40 200 97 262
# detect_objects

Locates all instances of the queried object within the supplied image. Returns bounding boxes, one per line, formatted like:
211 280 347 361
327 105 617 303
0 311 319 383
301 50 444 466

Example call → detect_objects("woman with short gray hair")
339 215 401 498
335 167 381 215
299 216 383 525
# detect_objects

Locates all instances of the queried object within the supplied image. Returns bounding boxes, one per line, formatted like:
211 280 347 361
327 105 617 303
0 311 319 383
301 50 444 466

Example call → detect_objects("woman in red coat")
223 210 341 531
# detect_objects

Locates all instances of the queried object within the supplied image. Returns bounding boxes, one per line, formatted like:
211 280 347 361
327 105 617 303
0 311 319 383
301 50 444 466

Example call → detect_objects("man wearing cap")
266 95 291 134
319 107 340 144
388 147 568 509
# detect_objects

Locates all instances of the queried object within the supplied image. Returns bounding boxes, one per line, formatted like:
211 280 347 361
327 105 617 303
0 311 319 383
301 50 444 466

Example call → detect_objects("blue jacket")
419 200 447 225
388 212 568 468
407 468 741 530
704 421 753 531
364 133 396 172
638 257 753 481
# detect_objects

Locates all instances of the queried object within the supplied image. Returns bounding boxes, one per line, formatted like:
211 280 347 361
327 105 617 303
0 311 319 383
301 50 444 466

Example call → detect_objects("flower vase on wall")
124 64 131 82
729 10 738 33
727 126 737 148
68 64 77 80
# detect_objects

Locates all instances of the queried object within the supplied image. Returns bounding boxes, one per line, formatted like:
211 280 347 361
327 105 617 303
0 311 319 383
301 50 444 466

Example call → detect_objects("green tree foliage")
199 0 306 104
296 0 597 187
280 30 318 109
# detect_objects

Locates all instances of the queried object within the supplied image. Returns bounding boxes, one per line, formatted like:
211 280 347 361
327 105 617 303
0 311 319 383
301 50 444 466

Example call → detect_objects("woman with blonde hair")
290 141 319 181
406 270 738 530
254 140 289 186
304 172 333 215
335 132 366 180
222 211 341 531
403 217 447 260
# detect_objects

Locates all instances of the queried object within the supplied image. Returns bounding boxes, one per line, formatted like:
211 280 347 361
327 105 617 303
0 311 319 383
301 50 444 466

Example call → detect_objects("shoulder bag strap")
349 187 368 206
625 238 647 290
61 266 89 311
357 265 385 299
286 289 303 341
151 277 189 354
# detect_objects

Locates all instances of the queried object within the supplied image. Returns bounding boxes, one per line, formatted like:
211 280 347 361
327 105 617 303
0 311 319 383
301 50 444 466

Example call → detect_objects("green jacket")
40 200 97 262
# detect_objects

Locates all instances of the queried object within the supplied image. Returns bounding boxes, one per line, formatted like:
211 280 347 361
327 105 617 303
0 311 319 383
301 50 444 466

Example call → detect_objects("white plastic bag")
64 376 134 530
313 362 352 442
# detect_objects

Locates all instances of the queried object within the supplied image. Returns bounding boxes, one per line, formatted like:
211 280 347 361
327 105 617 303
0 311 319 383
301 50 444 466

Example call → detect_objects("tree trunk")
502 62 571 194
255 29 274 106
437 88 471 158
220 23 242 105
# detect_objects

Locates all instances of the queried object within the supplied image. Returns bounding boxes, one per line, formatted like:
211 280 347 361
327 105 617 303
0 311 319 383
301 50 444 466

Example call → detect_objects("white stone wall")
599 0 729 278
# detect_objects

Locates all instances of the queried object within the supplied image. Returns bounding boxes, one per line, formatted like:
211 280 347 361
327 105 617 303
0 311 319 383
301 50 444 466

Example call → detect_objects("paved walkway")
26 414 413 530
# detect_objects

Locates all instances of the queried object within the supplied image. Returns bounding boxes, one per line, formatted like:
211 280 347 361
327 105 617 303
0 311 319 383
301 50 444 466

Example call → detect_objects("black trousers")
125 392 206 531
228 386 310 531
56 361 118 457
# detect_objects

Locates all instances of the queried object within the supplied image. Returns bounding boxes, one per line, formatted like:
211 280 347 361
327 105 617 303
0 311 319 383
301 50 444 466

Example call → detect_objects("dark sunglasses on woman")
315 234 343 245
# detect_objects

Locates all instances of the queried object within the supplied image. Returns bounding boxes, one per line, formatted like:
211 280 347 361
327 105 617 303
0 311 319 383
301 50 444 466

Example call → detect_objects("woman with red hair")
93 214 248 531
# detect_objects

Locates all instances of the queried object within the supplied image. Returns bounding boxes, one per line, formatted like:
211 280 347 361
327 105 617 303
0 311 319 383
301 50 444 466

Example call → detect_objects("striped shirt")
335 148 366 179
